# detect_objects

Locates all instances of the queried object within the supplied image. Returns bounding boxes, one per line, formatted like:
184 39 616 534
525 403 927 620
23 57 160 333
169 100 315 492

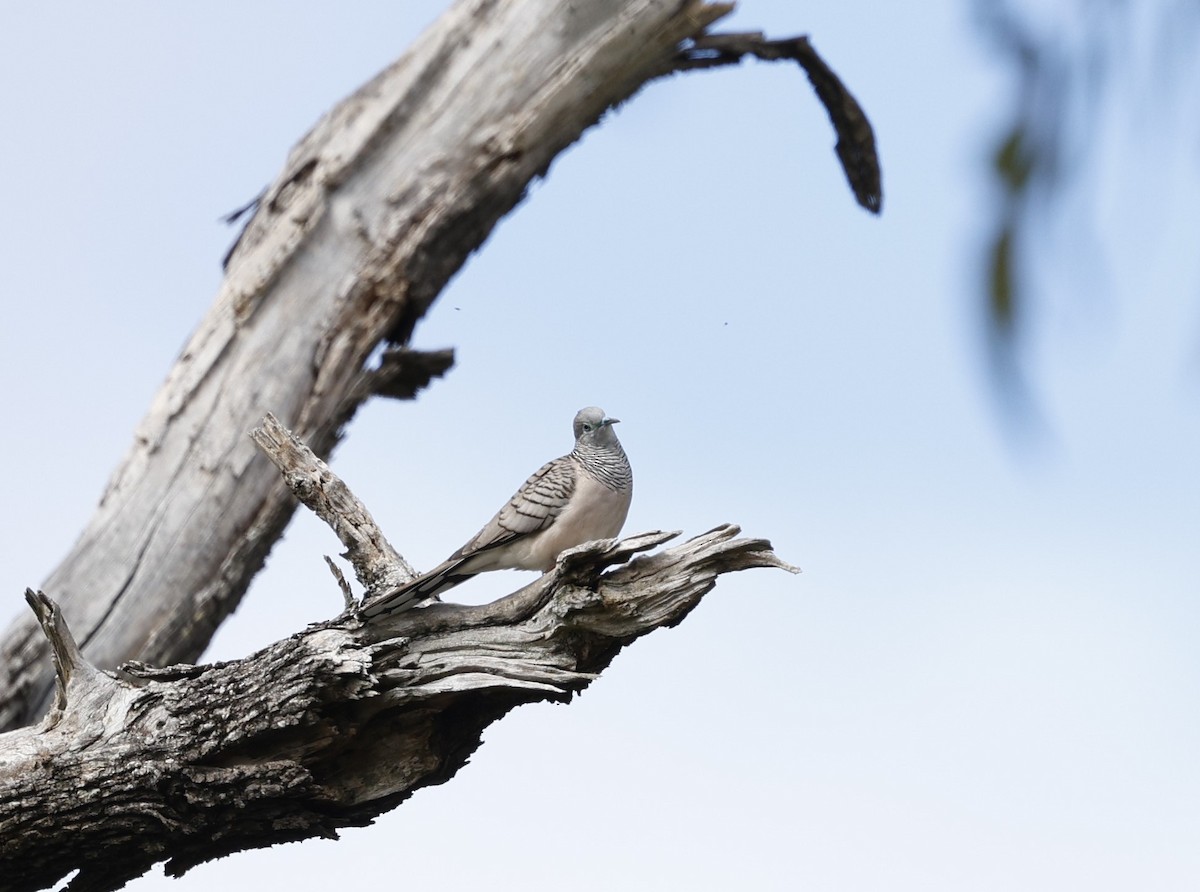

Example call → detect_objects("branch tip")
250 412 415 597
324 555 356 609
671 30 883 213
24 589 90 712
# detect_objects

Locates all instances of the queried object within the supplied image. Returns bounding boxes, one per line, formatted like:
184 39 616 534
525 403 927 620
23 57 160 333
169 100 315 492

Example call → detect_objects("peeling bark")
0 527 795 892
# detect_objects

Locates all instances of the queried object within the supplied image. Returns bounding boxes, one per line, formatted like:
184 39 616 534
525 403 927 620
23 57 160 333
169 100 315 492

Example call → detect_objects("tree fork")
0 0 873 731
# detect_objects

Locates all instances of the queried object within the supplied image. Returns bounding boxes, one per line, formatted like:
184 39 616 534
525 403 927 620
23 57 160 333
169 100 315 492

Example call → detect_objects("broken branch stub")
250 412 415 600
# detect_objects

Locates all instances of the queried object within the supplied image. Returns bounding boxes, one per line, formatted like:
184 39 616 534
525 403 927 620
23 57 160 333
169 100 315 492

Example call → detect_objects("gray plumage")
361 407 632 618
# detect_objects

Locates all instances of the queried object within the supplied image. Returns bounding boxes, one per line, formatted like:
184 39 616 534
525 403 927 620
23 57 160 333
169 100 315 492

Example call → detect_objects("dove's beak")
603 417 620 426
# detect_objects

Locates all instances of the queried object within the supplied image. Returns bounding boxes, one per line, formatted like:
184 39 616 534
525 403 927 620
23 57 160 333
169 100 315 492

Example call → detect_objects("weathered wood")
0 526 796 892
249 412 415 600
0 0 738 731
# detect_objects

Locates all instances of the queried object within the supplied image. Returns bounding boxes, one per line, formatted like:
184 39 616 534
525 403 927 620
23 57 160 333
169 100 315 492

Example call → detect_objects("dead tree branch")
250 412 415 600
671 32 883 212
0 526 796 892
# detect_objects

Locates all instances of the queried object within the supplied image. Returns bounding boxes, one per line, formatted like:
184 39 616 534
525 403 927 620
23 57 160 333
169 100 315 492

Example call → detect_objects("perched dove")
361 406 632 617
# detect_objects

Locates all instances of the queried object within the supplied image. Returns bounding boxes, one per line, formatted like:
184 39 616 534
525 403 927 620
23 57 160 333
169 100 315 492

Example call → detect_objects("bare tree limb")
0 526 796 892
671 31 883 212
250 413 415 599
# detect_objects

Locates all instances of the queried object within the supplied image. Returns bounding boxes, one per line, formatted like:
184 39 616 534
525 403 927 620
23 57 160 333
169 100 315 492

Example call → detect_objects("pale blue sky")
2 2 1198 890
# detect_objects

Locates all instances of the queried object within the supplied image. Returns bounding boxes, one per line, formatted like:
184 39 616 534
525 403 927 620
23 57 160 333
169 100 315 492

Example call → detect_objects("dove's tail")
358 557 473 618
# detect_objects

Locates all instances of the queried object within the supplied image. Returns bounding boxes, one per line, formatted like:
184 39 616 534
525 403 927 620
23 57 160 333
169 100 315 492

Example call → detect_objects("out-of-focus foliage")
973 0 1200 405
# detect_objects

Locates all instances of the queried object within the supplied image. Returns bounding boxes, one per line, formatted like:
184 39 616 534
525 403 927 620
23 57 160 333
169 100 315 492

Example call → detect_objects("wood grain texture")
249 412 416 598
0 526 796 892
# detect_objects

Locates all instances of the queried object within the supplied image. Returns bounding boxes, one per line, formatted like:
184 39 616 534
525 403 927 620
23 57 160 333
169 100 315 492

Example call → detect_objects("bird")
361 406 632 618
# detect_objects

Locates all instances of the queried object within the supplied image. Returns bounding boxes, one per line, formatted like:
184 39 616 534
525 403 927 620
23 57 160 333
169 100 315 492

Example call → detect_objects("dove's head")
573 406 620 447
